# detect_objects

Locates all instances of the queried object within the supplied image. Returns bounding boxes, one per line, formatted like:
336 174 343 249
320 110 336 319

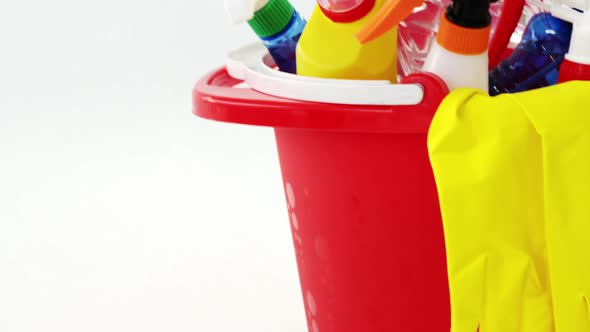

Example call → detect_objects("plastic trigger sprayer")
423 0 497 91
551 0 590 82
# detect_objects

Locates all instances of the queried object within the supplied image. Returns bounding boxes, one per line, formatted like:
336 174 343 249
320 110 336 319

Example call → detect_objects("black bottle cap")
446 0 498 29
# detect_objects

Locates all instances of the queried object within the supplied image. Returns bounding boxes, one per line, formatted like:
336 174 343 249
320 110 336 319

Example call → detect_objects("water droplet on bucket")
306 291 317 316
286 182 296 209
311 319 320 332
294 233 303 246
290 211 299 230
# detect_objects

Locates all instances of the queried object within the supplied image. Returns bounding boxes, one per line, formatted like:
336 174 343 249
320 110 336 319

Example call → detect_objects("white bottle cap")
552 0 590 65
224 0 270 24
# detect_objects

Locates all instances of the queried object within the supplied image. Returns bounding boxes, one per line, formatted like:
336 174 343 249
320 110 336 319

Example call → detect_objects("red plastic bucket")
194 68 450 331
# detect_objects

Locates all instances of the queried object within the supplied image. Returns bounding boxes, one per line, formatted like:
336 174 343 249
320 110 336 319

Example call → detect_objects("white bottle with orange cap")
357 0 493 91
422 0 494 91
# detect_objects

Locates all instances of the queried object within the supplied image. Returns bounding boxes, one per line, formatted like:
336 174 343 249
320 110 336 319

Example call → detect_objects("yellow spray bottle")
296 0 401 81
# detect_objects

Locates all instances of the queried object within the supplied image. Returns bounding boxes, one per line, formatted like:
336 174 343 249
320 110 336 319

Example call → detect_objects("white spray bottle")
422 0 495 91
552 0 590 82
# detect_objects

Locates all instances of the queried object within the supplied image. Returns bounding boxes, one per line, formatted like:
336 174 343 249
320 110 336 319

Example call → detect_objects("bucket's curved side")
274 128 450 332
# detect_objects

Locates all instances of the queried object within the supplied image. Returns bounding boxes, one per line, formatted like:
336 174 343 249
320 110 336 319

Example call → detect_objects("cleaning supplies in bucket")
357 0 496 91
397 0 550 79
396 0 511 78
225 0 306 74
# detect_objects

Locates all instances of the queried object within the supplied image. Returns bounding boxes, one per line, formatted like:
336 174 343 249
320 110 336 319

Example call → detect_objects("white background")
0 1 316 331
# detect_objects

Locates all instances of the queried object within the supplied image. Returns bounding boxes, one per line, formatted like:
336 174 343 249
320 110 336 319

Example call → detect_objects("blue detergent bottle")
226 0 306 74
489 12 573 96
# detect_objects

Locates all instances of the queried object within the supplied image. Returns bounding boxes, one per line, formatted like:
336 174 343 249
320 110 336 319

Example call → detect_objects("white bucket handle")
225 42 426 106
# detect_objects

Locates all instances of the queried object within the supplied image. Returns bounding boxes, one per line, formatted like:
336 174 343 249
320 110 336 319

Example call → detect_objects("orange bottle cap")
437 14 491 55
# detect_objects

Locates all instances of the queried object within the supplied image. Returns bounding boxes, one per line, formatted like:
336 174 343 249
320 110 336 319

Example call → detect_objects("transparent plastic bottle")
489 12 572 95
512 0 550 46
397 0 547 78
225 0 306 74
258 9 307 74
397 0 447 78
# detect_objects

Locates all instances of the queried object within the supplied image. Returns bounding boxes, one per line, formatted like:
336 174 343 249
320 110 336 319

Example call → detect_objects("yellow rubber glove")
428 89 554 332
513 82 590 332
429 82 590 332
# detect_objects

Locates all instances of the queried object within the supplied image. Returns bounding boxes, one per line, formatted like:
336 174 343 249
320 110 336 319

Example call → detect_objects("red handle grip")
489 0 526 69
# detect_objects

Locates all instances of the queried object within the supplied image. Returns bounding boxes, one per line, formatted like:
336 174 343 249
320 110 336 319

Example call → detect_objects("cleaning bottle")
296 0 399 82
225 0 306 74
421 0 496 91
397 0 512 78
489 12 572 96
357 0 496 90
551 0 590 82
396 0 449 78
353 0 429 79
397 0 546 79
